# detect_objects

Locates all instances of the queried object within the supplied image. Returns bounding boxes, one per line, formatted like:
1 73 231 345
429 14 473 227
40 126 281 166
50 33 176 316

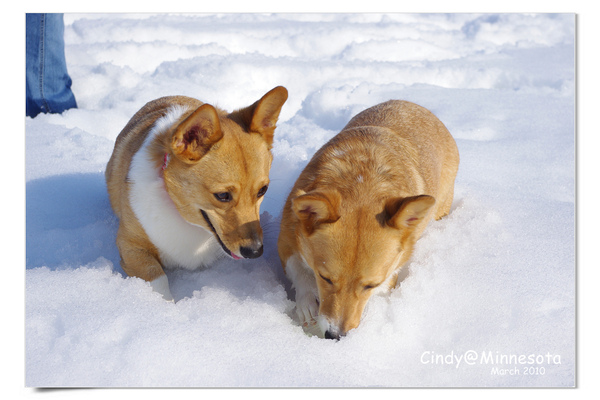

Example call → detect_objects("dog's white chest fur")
128 106 223 270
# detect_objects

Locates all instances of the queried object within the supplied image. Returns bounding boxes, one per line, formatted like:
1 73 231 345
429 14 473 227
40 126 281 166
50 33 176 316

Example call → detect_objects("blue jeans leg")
26 13 77 118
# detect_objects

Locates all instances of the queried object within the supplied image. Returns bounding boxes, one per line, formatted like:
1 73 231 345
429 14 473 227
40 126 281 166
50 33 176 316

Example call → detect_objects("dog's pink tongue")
231 252 242 260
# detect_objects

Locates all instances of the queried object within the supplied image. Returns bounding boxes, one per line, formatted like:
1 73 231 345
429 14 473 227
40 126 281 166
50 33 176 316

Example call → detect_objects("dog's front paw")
295 292 319 328
150 274 174 302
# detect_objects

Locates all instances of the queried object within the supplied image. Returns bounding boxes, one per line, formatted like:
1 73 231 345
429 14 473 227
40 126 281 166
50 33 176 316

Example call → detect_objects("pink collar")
162 153 170 171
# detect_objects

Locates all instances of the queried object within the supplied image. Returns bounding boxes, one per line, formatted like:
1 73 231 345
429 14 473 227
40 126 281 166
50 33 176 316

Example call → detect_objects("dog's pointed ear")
292 190 341 235
385 195 435 230
171 104 223 164
249 86 288 147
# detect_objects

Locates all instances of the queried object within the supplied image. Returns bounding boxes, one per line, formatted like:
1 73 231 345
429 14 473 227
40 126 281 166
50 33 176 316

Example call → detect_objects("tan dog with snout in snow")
278 100 459 339
106 86 288 301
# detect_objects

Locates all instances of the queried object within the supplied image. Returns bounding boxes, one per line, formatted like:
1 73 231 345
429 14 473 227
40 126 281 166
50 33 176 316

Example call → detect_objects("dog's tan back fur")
278 100 459 338
106 96 204 218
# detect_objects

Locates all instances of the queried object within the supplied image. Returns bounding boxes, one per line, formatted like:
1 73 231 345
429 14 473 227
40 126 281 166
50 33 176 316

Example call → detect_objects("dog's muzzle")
240 245 263 259
200 210 263 260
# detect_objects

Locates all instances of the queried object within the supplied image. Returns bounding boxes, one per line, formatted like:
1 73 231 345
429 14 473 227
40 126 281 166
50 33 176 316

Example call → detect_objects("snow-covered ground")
24 12 576 387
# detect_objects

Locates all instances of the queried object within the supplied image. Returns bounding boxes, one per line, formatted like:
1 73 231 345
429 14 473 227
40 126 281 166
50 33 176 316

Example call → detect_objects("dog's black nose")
324 330 341 340
240 245 263 259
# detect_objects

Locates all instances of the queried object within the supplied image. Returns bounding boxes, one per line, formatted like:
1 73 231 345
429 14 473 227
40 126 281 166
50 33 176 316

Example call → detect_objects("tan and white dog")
106 86 288 301
278 100 459 339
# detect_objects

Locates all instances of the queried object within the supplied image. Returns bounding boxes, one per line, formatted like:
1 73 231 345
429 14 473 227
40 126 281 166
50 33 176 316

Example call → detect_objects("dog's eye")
257 185 268 198
318 273 333 285
364 283 379 291
214 192 232 202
